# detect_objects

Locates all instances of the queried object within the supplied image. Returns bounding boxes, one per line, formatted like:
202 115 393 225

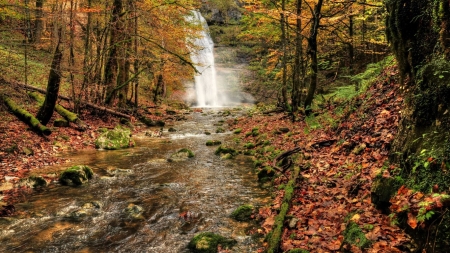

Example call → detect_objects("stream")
0 108 270 252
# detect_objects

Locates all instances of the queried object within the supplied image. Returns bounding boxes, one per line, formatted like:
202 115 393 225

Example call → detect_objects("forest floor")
231 65 415 252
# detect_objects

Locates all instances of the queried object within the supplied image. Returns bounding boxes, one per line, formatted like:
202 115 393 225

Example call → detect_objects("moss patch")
168 148 195 162
188 232 237 253
342 222 371 250
206 140 222 146
230 204 254 221
95 125 134 150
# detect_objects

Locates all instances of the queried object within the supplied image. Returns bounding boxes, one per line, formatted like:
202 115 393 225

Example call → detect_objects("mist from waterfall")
189 11 221 107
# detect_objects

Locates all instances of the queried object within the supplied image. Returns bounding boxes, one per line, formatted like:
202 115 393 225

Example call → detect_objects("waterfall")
189 11 220 107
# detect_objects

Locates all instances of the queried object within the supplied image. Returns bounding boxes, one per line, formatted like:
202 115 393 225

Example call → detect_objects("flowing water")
0 108 269 252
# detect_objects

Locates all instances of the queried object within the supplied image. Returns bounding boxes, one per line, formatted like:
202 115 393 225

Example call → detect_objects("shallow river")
0 108 270 252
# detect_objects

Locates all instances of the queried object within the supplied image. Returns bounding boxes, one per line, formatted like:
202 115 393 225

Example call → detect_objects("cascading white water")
189 11 220 107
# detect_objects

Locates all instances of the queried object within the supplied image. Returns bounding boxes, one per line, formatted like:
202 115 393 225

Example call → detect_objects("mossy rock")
60 165 94 186
206 140 222 146
188 232 237 253
95 125 134 150
342 222 371 251
231 204 254 221
233 128 242 134
243 142 255 149
215 145 238 157
216 127 226 133
19 175 48 188
168 148 195 162
123 203 144 220
258 167 275 182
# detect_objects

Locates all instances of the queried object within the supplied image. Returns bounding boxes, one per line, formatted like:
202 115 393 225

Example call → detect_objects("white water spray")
189 11 220 107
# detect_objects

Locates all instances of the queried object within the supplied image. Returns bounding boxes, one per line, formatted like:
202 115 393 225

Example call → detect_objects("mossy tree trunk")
28 92 87 131
36 28 63 125
2 95 51 136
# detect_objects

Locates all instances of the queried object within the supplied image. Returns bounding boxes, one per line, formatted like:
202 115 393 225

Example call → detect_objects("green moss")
233 128 242 134
343 222 371 250
287 249 309 253
206 140 222 146
95 126 133 150
243 142 255 149
231 204 254 221
215 145 238 156
188 232 237 253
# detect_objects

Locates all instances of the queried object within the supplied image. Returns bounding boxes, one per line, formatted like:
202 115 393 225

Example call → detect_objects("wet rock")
168 127 177 132
59 165 94 186
65 201 102 221
95 125 134 150
188 232 237 253
123 203 144 220
168 148 195 162
231 204 254 221
288 217 299 228
19 175 48 188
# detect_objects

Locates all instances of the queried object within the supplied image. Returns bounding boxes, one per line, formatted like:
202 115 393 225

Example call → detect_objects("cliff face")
200 0 243 25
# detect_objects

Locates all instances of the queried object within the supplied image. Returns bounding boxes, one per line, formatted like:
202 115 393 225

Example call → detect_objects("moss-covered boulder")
188 232 237 253
257 166 275 182
95 125 134 150
168 148 195 162
230 204 254 221
342 222 371 251
215 146 238 157
206 140 222 146
59 165 94 186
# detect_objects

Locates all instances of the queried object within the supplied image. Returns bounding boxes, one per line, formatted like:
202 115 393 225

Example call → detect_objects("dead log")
28 91 87 131
17 83 131 119
1 95 51 136
272 147 303 175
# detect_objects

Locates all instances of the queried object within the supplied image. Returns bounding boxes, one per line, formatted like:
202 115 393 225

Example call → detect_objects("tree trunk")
304 0 324 113
279 0 288 109
32 0 44 44
291 0 303 114
104 0 123 105
2 95 51 136
37 28 63 125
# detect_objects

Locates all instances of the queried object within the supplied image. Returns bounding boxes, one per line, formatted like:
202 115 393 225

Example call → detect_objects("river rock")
167 148 195 162
231 204 254 221
188 232 237 253
19 175 48 188
59 165 94 186
95 125 135 150
123 203 144 220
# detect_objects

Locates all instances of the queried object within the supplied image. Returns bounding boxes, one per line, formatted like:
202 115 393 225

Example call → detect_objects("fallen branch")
28 91 87 131
272 147 302 175
266 166 300 253
1 95 51 136
15 82 131 119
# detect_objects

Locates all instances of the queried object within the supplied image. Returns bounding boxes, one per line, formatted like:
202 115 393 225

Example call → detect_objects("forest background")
1 0 450 252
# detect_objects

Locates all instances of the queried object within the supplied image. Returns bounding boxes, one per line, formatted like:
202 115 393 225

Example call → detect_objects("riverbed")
0 108 270 252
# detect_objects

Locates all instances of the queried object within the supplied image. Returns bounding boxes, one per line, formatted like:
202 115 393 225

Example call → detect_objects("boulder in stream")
123 203 144 220
230 204 254 221
59 165 94 186
188 232 237 253
168 148 195 162
95 125 135 150
19 175 48 188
